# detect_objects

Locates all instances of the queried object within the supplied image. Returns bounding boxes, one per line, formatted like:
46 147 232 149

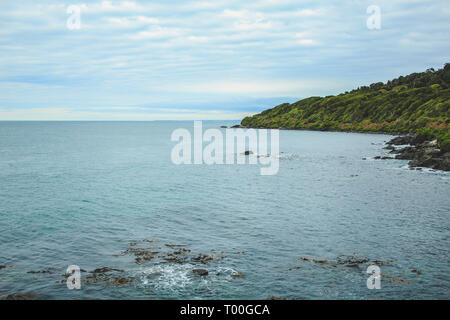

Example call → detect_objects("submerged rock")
191 254 215 264
4 292 37 300
299 256 332 264
389 279 410 285
27 268 58 275
192 269 208 276
106 277 135 286
91 267 124 273
231 272 245 279
165 243 189 248
298 254 392 269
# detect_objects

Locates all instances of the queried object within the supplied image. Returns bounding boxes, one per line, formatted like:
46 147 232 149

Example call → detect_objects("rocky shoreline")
230 124 450 172
383 135 450 171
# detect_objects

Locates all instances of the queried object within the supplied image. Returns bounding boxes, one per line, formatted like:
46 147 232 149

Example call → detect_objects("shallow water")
0 121 449 300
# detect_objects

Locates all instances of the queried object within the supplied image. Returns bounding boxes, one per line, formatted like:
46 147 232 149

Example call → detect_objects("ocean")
0 121 449 299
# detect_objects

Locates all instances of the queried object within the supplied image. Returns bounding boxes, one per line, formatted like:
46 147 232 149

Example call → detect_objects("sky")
0 0 449 120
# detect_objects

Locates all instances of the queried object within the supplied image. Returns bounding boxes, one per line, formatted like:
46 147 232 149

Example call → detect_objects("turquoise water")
0 121 449 300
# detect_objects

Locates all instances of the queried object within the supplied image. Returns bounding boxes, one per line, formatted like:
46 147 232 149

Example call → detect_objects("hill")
241 64 450 152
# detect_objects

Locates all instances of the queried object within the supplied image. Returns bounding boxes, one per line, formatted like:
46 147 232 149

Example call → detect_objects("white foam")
138 263 197 290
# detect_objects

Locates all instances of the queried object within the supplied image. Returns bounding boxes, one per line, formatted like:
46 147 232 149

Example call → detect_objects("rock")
27 268 57 274
385 139 450 171
381 156 393 160
369 259 392 266
231 125 242 128
299 256 332 264
220 126 228 128
5 292 37 300
192 269 208 276
163 257 187 264
422 139 438 147
362 157 367 160
242 150 253 155
231 272 245 279
268 296 297 300
336 254 369 265
171 248 191 255
411 269 422 275
0 265 6 270
91 267 124 273
106 277 135 286
191 254 215 264
389 279 410 285
165 244 188 248
393 147 417 159
387 135 414 146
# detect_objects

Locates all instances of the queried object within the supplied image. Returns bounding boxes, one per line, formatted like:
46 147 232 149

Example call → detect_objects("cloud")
176 79 344 96
0 0 449 120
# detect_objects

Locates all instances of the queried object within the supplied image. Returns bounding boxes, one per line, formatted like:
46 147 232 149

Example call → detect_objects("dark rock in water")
231 272 245 279
165 243 188 248
191 254 215 264
27 268 58 274
106 277 135 286
268 296 297 300
362 157 367 160
192 269 208 276
91 267 124 273
5 292 37 300
243 150 253 156
389 279 410 285
220 126 228 128
231 125 242 128
411 269 422 275
0 265 6 270
387 135 414 146
374 156 381 160
171 248 191 255
369 259 392 266
383 136 449 171
381 156 393 160
393 147 416 159
299 256 332 264
336 254 369 265
163 257 187 264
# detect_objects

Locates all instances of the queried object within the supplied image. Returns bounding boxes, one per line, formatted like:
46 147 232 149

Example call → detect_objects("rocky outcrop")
192 269 208 276
4 292 37 300
387 136 450 171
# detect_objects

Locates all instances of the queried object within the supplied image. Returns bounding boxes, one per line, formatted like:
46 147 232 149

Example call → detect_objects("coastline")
237 124 450 172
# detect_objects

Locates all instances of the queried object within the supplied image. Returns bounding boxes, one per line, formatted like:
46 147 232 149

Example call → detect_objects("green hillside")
241 64 450 152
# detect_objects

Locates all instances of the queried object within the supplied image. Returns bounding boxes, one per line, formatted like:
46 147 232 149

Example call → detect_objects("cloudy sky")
0 0 449 120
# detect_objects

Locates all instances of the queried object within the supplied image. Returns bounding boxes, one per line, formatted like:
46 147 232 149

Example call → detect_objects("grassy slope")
241 65 450 152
